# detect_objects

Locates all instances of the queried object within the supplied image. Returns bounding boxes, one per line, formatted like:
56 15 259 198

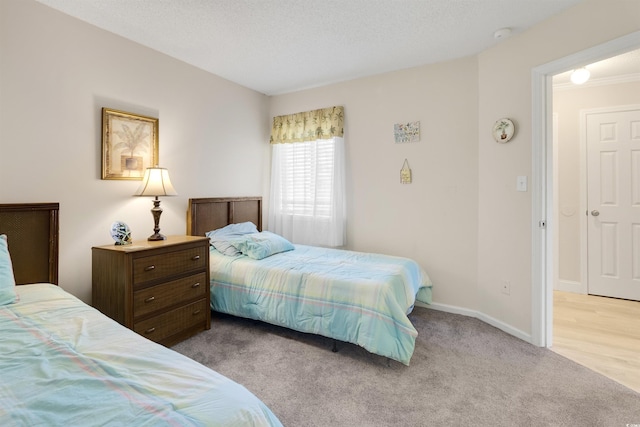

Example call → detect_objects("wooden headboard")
187 197 262 236
0 203 59 285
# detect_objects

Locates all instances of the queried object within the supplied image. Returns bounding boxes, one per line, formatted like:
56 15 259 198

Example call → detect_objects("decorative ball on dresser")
110 221 132 245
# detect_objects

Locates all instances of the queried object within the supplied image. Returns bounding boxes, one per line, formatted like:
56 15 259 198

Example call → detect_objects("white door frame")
531 30 640 348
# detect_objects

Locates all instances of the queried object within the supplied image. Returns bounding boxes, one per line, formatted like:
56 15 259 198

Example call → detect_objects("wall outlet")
501 280 511 295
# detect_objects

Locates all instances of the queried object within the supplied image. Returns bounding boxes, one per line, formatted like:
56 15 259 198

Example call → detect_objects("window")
267 107 345 247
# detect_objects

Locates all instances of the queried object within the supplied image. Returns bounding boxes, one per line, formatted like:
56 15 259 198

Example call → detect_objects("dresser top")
92 235 209 253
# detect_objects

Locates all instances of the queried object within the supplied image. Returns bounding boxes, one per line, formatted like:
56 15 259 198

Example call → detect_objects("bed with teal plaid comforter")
0 283 282 427
209 245 433 365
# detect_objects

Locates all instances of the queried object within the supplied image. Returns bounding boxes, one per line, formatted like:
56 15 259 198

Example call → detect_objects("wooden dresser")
92 235 210 346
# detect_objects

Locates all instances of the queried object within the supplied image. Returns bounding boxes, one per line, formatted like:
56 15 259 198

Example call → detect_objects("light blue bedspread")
0 284 282 427
210 245 433 365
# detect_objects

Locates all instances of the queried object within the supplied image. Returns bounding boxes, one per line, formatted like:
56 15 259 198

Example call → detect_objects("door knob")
591 210 600 216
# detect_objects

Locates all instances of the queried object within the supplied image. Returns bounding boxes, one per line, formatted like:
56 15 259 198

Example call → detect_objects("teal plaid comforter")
0 284 282 427
210 245 433 365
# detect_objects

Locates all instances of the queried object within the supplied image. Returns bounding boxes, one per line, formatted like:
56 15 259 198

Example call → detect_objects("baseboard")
417 301 533 345
554 279 585 294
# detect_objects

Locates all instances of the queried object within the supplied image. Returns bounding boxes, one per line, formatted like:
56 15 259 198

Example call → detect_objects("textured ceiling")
34 0 591 95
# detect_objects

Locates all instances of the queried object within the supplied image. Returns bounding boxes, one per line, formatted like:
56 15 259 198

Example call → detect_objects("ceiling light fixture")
493 28 512 39
570 67 591 85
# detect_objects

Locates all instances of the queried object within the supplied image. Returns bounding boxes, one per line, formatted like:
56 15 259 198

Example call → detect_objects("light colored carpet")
173 307 640 426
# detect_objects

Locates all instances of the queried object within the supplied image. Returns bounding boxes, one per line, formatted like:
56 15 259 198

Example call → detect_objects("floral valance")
270 106 344 144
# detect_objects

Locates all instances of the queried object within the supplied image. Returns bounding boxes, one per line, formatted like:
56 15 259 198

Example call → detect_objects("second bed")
188 197 433 365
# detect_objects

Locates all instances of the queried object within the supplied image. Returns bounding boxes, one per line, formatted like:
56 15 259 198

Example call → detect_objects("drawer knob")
144 296 155 303
193 309 201 315
145 327 156 334
144 265 156 272
191 282 200 288
191 255 201 261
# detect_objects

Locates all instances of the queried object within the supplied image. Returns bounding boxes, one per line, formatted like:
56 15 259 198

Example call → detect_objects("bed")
187 197 433 365
0 203 282 426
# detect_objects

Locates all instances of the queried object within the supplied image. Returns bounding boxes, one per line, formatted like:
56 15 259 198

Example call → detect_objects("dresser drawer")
134 299 208 343
133 245 207 284
133 272 207 318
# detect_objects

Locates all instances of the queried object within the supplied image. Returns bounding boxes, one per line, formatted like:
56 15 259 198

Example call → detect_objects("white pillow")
231 231 294 260
208 222 259 237
205 222 259 256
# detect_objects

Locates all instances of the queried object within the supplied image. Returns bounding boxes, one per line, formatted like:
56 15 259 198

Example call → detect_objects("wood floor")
552 290 640 393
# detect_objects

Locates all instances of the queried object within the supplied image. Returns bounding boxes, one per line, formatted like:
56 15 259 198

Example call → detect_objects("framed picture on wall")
394 121 420 143
101 108 159 180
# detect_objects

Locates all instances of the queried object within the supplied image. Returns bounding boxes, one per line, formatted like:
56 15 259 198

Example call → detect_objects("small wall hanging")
492 118 515 143
400 159 412 184
394 121 420 143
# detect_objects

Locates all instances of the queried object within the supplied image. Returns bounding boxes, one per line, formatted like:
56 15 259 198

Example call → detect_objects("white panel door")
587 107 640 300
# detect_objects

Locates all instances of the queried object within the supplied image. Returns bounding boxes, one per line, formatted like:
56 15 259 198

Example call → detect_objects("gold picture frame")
102 108 159 180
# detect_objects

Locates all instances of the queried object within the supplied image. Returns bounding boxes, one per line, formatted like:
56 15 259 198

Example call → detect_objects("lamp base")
147 232 166 241
147 197 166 241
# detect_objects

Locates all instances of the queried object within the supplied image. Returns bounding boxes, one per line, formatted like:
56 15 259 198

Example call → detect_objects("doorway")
550 66 640 391
531 30 640 348
553 94 640 300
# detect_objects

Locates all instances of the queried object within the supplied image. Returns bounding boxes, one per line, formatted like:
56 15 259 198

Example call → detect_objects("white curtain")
268 136 346 247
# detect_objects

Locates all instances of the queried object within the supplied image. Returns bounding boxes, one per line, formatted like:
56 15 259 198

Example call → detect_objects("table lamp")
134 166 177 241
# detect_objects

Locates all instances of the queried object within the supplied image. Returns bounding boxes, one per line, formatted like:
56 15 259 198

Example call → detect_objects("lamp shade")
134 167 178 197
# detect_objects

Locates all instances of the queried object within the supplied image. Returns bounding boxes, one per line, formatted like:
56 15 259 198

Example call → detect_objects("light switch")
517 176 528 192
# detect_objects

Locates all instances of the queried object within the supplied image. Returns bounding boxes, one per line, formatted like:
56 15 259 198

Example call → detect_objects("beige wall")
0 0 270 302
476 0 640 334
271 0 640 338
269 57 481 310
2 0 639 340
553 81 640 288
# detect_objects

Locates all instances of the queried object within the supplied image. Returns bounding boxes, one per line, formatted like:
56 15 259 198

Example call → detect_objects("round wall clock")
492 118 515 143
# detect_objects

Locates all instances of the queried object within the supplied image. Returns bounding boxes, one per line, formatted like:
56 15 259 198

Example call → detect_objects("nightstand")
92 235 210 346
